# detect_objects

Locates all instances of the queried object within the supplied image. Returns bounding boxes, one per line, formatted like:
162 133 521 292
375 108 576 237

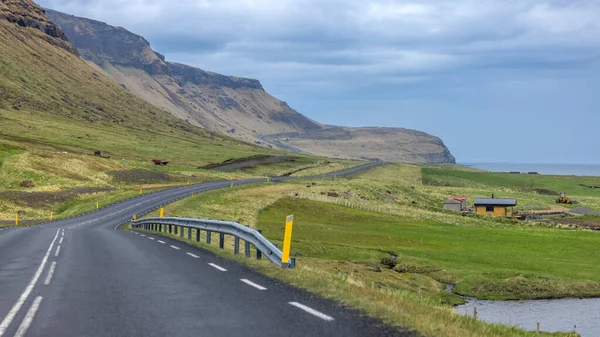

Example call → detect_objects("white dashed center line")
59 237 63 245
148 237 155 240
44 262 57 285
288 302 334 321
170 245 180 250
208 263 227 272
186 253 199 258
240 279 267 290
140 234 146 237
14 296 43 337
158 240 165 244
54 245 61 258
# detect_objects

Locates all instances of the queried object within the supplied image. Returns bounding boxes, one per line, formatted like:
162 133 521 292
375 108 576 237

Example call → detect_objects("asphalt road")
0 163 415 337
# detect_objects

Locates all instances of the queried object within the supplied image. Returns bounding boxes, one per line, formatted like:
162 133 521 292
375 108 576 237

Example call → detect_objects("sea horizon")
460 162 600 177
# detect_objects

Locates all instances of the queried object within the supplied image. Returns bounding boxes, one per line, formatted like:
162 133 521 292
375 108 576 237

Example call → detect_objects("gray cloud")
37 0 600 163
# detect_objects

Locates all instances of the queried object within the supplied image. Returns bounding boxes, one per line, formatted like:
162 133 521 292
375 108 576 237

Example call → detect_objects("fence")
131 217 295 268
288 191 403 216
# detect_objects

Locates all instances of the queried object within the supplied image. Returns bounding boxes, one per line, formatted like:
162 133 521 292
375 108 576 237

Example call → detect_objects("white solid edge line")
14 296 43 337
170 245 180 250
0 229 59 336
43 262 57 285
54 245 61 258
208 263 227 272
158 240 165 244
186 253 199 258
288 302 334 321
240 279 267 290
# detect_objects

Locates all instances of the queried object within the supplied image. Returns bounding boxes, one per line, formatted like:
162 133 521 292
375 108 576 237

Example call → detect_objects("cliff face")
0 0 77 54
46 8 456 163
46 9 323 143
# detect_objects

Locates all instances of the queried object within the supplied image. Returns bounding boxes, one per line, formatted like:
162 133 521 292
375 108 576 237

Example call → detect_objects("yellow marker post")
281 215 294 266
188 180 190 185
50 212 53 221
15 214 19 226
140 187 143 195
132 214 137 221
159 208 164 218
96 202 99 209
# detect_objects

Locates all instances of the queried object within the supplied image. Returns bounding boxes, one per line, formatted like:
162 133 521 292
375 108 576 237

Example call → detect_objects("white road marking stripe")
240 279 267 290
0 229 59 336
186 253 199 258
140 234 146 237
148 237 155 240
54 245 61 258
208 263 227 272
288 302 334 321
59 237 63 245
44 262 57 285
170 245 180 250
158 240 165 244
14 296 43 337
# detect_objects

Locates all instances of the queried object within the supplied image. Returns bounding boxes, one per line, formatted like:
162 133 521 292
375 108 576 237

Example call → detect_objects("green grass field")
258 198 600 300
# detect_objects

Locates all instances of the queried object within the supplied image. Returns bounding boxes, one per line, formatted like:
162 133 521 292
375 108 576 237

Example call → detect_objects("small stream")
455 297 600 336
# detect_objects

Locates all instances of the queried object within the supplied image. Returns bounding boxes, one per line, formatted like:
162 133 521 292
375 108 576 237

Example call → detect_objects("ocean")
461 163 600 177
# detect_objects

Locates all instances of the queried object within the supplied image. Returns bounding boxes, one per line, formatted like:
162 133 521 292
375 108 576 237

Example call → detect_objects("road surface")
0 163 414 336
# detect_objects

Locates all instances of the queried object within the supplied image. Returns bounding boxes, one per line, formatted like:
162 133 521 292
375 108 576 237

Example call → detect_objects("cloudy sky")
38 0 600 164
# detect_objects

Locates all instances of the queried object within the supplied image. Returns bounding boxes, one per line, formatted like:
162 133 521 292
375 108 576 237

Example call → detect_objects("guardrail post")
159 224 162 232
187 227 191 240
174 225 178 235
206 231 212 244
257 230 263 260
196 228 200 242
169 224 172 234
245 240 250 257
180 226 184 238
219 233 225 249
234 237 240 255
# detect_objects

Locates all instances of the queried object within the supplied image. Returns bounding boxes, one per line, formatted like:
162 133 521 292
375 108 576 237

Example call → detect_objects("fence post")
234 237 240 255
245 240 251 257
256 230 263 260
206 231 212 244
219 233 225 249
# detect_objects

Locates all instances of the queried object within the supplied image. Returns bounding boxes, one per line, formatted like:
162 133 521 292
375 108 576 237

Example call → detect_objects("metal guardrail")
131 217 294 268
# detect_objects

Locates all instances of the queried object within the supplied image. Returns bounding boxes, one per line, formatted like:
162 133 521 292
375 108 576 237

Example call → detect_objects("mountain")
45 9 455 164
0 0 265 166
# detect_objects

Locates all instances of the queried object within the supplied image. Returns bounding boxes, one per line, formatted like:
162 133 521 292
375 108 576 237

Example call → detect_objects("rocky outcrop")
45 8 456 163
0 0 77 54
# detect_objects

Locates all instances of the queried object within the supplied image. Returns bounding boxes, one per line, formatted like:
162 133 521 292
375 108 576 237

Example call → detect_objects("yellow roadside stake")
15 214 19 226
281 215 294 267
132 214 137 221
50 212 53 221
96 202 99 209
140 187 143 195
159 208 164 218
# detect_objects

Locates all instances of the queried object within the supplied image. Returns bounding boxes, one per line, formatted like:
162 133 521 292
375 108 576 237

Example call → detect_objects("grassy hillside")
0 12 329 221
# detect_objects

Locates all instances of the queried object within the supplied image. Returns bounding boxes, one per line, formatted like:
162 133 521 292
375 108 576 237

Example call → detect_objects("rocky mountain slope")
46 8 455 163
0 0 264 166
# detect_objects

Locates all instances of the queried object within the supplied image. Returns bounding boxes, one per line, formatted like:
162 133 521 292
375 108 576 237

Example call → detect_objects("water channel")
455 297 600 336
